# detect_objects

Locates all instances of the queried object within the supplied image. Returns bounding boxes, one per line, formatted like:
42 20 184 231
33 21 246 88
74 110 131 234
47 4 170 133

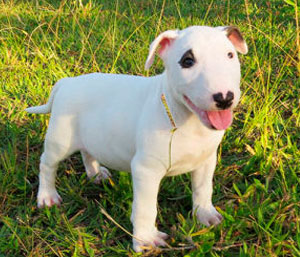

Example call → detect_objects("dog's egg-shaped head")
145 26 248 130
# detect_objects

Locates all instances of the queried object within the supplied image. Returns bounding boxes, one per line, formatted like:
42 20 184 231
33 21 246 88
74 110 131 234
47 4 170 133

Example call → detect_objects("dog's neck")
160 72 197 126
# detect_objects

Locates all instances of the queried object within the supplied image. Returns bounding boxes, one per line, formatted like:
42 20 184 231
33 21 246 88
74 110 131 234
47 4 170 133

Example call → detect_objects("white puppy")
26 25 247 252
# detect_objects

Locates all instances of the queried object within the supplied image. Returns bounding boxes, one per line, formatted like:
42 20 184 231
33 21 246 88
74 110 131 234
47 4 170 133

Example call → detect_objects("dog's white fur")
26 25 247 252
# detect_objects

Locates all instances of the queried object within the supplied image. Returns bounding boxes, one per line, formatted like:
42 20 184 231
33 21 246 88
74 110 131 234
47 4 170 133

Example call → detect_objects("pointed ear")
217 26 248 54
145 30 179 70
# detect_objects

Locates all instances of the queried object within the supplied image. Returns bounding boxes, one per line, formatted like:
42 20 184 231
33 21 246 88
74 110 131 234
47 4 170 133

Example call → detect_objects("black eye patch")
178 49 195 68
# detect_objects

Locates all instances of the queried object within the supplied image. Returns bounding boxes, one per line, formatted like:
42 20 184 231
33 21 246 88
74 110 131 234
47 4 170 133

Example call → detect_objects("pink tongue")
206 110 233 130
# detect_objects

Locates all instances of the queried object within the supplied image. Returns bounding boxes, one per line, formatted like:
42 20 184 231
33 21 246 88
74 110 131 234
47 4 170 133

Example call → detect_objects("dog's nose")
213 91 234 110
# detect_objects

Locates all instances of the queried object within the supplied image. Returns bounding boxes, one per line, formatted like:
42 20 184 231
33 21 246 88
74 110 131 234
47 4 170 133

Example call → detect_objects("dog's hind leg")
37 141 73 208
81 151 111 184
37 114 78 208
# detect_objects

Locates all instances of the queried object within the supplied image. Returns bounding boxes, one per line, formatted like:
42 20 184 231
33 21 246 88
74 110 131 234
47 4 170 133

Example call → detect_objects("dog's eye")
179 49 195 68
181 57 195 68
228 52 234 59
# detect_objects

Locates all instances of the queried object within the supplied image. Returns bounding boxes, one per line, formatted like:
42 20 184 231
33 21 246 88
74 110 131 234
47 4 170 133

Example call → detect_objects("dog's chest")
165 125 224 176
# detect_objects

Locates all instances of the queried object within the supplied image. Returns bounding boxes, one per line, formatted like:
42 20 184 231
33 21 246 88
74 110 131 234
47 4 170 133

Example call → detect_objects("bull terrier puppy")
26 25 247 252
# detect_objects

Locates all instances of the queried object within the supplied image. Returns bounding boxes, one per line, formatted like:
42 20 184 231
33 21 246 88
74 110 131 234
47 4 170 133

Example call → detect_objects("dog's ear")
217 26 248 54
145 30 179 70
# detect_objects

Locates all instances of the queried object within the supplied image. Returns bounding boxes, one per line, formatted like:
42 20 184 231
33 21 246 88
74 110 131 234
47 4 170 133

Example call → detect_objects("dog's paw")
37 189 62 208
89 167 112 184
195 205 223 226
133 229 169 252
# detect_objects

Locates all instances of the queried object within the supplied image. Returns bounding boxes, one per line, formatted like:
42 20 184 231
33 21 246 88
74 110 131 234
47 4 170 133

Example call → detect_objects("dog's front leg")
192 152 223 226
130 157 168 252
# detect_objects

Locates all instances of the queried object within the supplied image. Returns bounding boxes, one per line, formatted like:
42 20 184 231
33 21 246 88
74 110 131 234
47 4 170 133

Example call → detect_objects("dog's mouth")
183 95 233 130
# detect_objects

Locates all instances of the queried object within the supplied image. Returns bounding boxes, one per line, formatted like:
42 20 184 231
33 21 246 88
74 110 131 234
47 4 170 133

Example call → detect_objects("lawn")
0 0 299 256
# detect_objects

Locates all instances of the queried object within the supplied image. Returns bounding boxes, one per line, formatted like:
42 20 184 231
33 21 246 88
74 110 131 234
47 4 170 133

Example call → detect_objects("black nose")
213 91 234 110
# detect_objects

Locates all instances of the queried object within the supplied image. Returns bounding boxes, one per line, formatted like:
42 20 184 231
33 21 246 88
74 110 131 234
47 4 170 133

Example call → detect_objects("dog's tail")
26 81 62 114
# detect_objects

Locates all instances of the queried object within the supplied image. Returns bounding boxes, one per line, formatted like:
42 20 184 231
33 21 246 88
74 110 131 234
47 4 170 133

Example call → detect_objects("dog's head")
145 26 247 130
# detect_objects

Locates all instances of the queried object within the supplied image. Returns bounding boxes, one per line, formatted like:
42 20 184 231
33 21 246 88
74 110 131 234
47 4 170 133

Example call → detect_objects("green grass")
0 0 299 256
